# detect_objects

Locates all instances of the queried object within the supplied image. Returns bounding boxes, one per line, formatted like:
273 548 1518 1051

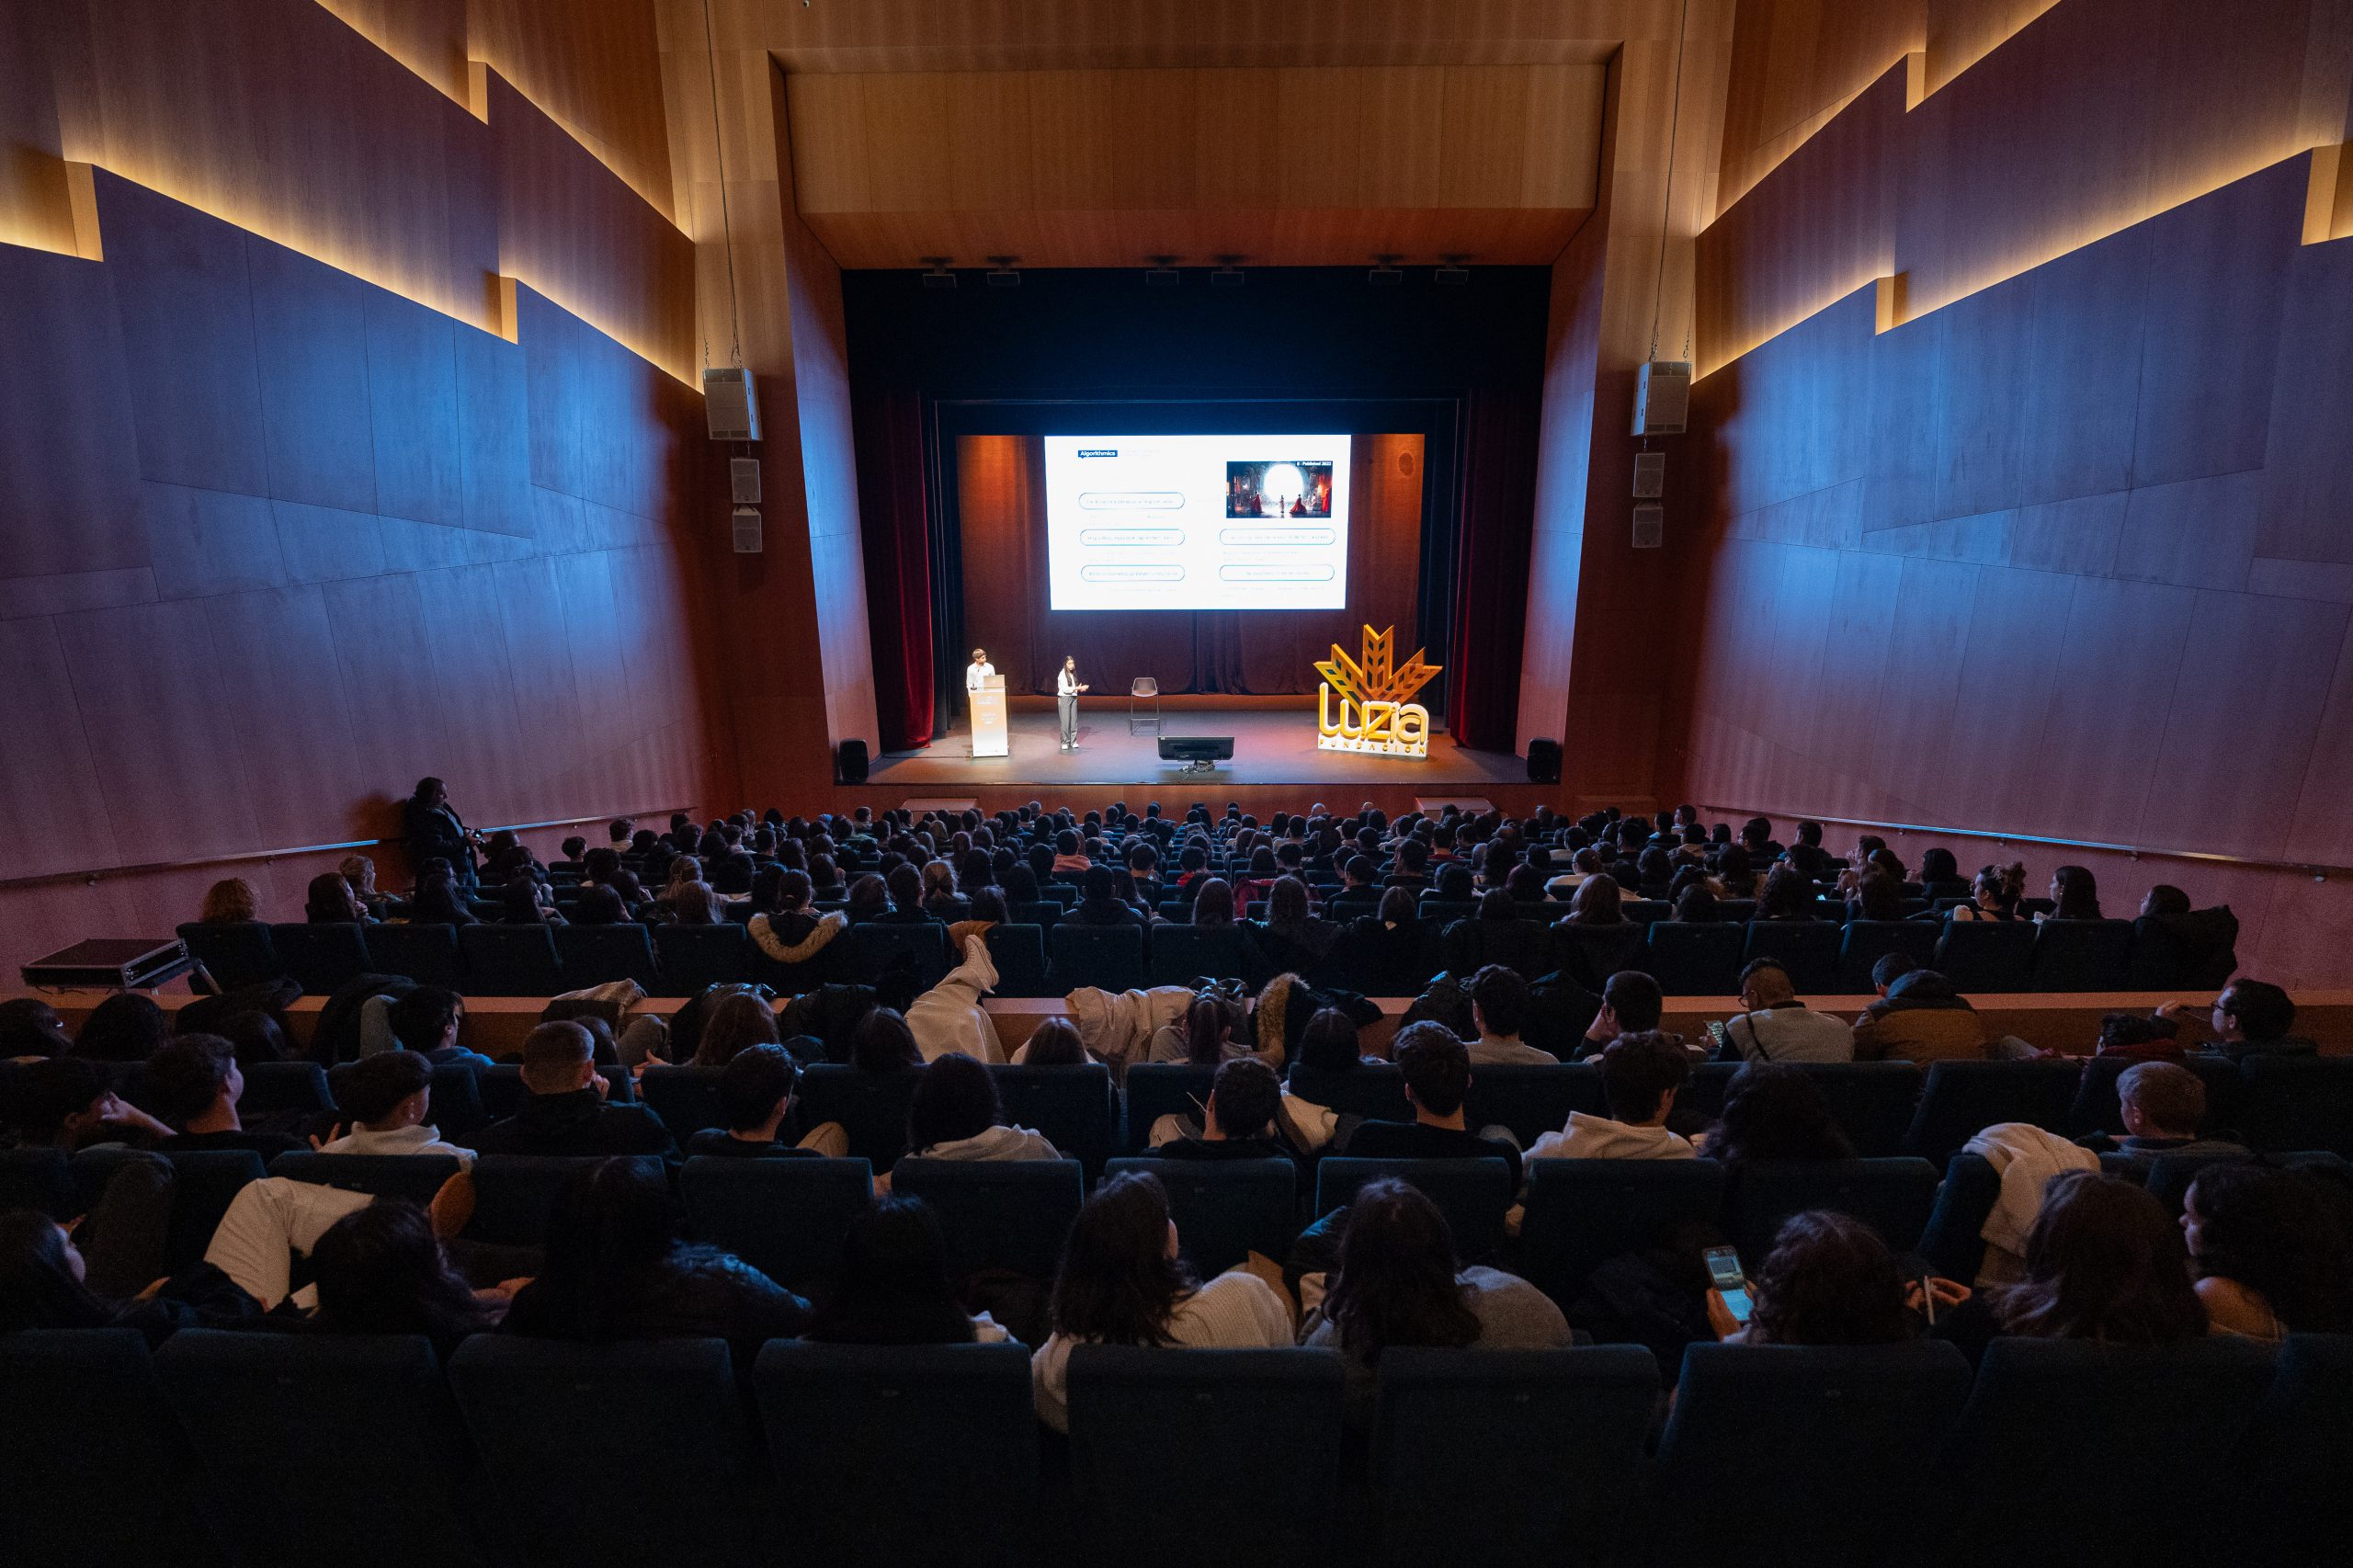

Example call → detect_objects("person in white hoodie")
877 1052 1060 1194
1526 1030 1698 1161
310 1050 475 1167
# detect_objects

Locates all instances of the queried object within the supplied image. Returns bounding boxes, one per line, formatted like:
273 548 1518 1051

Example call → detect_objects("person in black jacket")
471 1023 677 1159
402 777 482 884
500 1156 807 1369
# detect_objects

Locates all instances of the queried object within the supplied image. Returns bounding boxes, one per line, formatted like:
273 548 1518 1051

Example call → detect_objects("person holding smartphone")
1704 1210 1968 1345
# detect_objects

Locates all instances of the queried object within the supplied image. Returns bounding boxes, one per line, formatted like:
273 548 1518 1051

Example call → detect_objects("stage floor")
870 705 1526 790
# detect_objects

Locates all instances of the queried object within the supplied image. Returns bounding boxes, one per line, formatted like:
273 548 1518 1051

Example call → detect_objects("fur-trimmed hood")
748 908 846 963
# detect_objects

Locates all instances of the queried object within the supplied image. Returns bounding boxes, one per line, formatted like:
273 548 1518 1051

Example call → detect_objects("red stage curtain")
956 434 1426 699
1447 386 1538 750
855 390 936 749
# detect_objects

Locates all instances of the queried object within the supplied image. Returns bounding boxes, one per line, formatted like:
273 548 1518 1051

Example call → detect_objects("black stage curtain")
855 390 938 750
1448 386 1540 750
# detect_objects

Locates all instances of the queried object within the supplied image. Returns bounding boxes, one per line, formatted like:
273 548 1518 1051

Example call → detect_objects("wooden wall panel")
0 244 142 580
782 63 1606 268
1715 0 1924 213
489 71 696 384
469 0 675 221
314 0 469 106
0 0 87 254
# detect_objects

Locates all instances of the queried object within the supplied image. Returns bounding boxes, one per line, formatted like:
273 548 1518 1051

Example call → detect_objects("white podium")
969 675 1008 757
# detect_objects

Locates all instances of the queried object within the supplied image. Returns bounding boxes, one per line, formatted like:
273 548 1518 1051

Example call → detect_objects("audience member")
71 993 169 1063
1013 1017 1091 1066
142 1034 303 1156
2090 1062 2246 1159
1340 1023 1521 1187
1718 960 1855 1063
388 986 493 1070
0 1207 256 1343
0 998 71 1060
306 1200 504 1356
1030 1172 1294 1431
1851 969 1997 1064
691 991 783 1069
802 1197 1010 1344
470 1023 676 1158
1711 1210 1919 1346
677 1043 847 1160
1699 1062 1855 1164
1463 964 1554 1064
2045 865 2103 921
2184 1164 2353 1339
897 1052 1060 1173
501 1156 807 1365
1529 1032 1696 1161
2160 980 2314 1061
1574 971 1665 1060
311 1049 472 1164
199 877 260 925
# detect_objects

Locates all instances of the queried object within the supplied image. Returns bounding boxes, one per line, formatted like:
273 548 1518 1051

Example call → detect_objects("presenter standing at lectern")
1057 654 1089 750
966 648 995 722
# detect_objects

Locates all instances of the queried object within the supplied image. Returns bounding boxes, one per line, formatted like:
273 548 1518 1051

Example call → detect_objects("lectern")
970 675 1008 758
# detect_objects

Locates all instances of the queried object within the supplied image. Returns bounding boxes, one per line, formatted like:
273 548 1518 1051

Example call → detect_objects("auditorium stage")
868 702 1527 794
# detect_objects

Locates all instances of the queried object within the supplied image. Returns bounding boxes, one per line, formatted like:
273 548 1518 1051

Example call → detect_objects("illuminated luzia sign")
1315 625 1441 757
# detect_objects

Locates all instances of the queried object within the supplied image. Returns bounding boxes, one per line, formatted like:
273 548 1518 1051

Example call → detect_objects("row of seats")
181 909 2216 1001
10 1139 2342 1312
5 1325 2344 1567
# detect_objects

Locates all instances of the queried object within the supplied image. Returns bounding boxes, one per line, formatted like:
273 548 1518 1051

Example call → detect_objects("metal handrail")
0 805 697 892
1696 806 2342 881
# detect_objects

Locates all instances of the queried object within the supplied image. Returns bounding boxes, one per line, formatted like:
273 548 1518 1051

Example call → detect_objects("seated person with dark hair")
1068 863 1147 927
682 1043 848 1160
312 1049 472 1164
2158 979 2315 1061
9 1056 172 1151
1144 1059 1300 1171
143 1034 304 1156
388 986 494 1070
1572 971 1666 1060
471 1022 677 1159
2090 1011 2184 1063
1852 968 1996 1065
1464 964 1555 1065
1719 959 1854 1064
2078 1062 2248 1161
1527 1030 1697 1160
1338 1023 1520 1189
0 997 72 1060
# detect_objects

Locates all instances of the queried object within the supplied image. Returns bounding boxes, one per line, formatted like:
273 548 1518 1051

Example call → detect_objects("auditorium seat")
1048 924 1147 992
2139 1150 2350 1217
1553 924 1647 989
1104 1155 1299 1276
176 921 281 992
552 924 659 994
1460 1062 1602 1146
267 1152 462 1206
2026 918 2135 991
462 1154 642 1247
989 1063 1117 1176
654 924 749 995
891 1158 1085 1282
1313 1157 1513 1265
0 1329 232 1567
1654 1341 1972 1568
1834 920 1942 993
1929 918 2042 988
1371 1346 1659 1565
156 1329 500 1568
1945 1337 2278 1565
1148 924 1245 985
679 1155 874 1299
1121 1062 1219 1152
1283 1062 1412 1121
756 1341 1040 1568
1797 1062 1926 1157
2239 1335 2353 1565
1644 920 1745 994
1902 1059 2084 1165
449 1336 771 1568
745 931 834 994
1738 920 1842 994
1011 899 1063 931
795 1064 923 1168
1065 1346 1345 1568
366 924 466 988
635 1064 729 1141
1722 1157 1940 1258
237 1059 332 1119
837 922 951 990
2235 1056 2353 1157
458 925 564 995
1620 898 1672 926
1518 1157 1727 1309
0 1146 76 1221
2065 1052 2243 1137
1917 1152 2003 1282
73 1146 265 1272
983 923 1051 996
271 922 369 995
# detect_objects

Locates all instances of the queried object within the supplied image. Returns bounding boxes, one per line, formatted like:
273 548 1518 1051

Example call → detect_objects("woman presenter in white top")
1056 655 1088 751
966 648 995 711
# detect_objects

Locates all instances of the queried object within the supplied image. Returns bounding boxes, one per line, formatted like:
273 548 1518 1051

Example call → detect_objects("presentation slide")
1043 434 1352 610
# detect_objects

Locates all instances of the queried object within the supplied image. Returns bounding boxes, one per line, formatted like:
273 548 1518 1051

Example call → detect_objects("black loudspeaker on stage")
835 740 870 784
1527 737 1562 784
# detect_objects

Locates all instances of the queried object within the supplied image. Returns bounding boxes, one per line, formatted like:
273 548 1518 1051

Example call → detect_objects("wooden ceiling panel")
784 62 1604 268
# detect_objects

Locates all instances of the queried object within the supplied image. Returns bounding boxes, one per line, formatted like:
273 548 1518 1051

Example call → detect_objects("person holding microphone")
1057 654 1088 751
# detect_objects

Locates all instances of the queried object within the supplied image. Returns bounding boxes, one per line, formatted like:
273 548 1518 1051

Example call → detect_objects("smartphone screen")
1704 1244 1753 1324
1705 1020 1729 1052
